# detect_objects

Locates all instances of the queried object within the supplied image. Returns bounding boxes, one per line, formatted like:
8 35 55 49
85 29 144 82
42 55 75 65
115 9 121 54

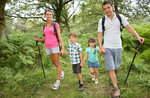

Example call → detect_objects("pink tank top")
44 23 59 48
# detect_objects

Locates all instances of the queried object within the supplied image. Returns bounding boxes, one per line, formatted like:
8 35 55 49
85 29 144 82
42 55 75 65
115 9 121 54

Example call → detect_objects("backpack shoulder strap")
102 16 105 44
53 22 60 43
53 22 57 34
43 25 45 37
102 16 105 33
116 13 124 31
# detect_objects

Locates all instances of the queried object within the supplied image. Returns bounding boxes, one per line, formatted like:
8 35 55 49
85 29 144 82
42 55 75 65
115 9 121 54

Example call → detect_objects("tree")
70 0 104 33
71 0 150 33
0 0 8 39
5 0 82 32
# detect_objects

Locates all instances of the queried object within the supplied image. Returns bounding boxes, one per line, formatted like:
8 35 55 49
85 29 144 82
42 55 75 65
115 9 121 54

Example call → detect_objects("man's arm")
98 32 106 53
125 25 144 44
98 32 103 48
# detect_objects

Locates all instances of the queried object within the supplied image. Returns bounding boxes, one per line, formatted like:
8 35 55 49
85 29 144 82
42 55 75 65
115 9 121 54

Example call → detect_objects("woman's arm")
56 28 65 55
35 37 45 42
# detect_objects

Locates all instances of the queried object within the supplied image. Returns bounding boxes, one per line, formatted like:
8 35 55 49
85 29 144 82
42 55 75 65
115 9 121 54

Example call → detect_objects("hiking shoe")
92 75 95 81
112 89 120 97
52 81 61 90
60 71 64 79
78 83 84 91
95 79 98 84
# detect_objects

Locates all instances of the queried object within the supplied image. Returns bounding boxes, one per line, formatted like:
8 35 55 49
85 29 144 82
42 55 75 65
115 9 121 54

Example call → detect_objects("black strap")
102 16 105 33
53 22 61 50
102 13 125 43
43 25 45 37
43 22 58 42
102 16 105 44
53 22 58 41
116 13 124 32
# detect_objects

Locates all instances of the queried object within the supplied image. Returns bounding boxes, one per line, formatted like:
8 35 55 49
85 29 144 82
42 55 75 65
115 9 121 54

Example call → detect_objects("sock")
57 80 60 82
114 86 118 90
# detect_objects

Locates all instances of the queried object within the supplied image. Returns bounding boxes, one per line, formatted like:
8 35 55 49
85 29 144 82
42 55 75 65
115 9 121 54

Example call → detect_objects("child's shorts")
72 63 82 74
45 47 60 55
88 61 100 68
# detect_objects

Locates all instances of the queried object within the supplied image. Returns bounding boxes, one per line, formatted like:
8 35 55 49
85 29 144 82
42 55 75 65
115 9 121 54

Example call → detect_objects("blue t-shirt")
86 46 99 63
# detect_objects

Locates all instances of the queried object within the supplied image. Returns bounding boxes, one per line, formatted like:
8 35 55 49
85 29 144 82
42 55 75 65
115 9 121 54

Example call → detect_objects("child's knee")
90 71 94 74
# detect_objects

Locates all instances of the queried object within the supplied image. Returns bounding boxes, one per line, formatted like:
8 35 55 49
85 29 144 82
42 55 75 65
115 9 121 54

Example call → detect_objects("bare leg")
77 73 83 84
94 68 98 79
89 67 94 75
109 70 117 87
49 53 62 81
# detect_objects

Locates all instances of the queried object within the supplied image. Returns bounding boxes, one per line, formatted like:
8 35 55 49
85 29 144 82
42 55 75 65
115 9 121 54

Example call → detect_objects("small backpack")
43 22 61 50
43 22 60 43
102 13 125 43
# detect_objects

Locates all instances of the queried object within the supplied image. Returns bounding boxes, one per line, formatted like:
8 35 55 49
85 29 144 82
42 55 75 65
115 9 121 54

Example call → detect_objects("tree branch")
63 0 73 6
5 14 46 21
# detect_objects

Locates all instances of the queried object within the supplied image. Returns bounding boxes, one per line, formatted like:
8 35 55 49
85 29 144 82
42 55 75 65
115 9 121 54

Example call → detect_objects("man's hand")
137 36 144 44
100 47 106 53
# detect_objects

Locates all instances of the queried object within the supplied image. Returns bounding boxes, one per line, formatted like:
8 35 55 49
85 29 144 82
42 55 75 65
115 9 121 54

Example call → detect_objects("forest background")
0 0 150 98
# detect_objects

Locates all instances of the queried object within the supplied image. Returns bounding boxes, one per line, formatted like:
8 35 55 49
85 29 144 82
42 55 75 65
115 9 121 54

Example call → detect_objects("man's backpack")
102 13 125 43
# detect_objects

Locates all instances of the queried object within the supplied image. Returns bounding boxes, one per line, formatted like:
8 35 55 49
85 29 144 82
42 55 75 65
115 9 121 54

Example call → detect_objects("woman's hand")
61 49 65 55
35 36 40 41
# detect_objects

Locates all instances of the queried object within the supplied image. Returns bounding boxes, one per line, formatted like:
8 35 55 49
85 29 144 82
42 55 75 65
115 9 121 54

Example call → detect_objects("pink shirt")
44 23 59 48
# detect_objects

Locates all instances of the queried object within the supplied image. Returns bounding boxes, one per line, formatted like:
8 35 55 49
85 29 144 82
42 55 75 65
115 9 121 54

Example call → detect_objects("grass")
1 51 149 98
0 31 149 98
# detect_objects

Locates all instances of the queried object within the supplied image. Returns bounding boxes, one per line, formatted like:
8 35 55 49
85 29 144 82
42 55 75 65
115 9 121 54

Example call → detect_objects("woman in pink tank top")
35 10 65 90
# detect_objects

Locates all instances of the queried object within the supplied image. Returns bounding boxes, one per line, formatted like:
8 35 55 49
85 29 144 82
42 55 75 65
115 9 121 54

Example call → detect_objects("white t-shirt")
98 13 129 48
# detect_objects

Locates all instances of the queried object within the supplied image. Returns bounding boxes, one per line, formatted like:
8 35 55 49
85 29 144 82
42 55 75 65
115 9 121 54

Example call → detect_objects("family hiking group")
35 1 144 97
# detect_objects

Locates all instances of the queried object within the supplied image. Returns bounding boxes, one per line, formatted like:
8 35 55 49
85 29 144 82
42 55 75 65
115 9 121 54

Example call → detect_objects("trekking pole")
36 37 46 78
124 42 141 84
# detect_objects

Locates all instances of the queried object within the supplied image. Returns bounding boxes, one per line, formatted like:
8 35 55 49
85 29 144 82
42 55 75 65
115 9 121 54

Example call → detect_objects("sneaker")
52 81 61 90
95 79 98 84
112 89 120 97
60 71 64 79
78 83 84 91
92 75 95 81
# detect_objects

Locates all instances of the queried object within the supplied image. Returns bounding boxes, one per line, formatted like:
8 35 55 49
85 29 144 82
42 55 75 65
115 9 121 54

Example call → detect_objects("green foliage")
140 49 150 64
0 32 41 70
0 23 150 97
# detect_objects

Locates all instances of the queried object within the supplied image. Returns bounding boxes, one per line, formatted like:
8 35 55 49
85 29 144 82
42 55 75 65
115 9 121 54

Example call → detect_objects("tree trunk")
0 0 7 39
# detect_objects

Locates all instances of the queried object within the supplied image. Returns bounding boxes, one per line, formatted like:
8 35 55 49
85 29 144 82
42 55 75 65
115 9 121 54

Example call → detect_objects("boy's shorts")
104 48 122 71
88 61 100 68
72 63 82 74
45 47 60 55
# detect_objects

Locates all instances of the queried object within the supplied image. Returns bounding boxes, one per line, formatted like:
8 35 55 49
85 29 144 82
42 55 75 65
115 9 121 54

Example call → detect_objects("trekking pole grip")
35 36 38 46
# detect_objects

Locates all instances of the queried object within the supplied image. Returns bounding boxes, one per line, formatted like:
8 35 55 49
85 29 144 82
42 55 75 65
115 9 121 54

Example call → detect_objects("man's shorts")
72 63 82 74
88 61 100 68
104 48 122 71
45 47 60 55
